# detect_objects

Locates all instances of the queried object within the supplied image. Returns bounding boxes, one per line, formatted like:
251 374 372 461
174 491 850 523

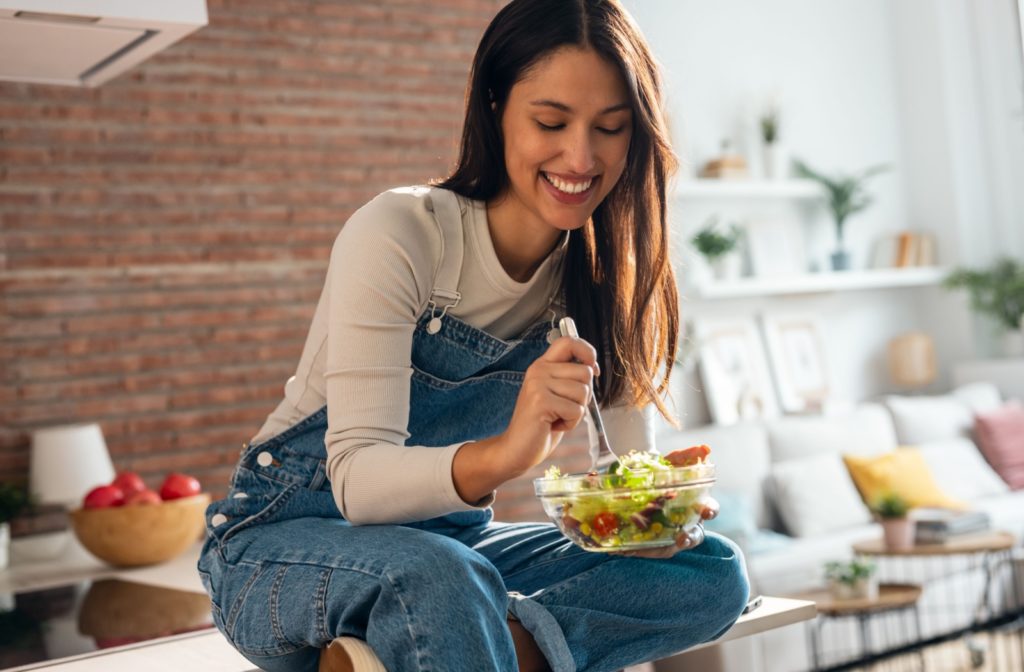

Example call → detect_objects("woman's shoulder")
355 184 466 220
340 185 465 239
337 185 440 245
331 186 463 290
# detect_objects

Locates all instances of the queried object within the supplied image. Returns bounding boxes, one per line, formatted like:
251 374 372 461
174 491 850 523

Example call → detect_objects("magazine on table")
911 508 991 543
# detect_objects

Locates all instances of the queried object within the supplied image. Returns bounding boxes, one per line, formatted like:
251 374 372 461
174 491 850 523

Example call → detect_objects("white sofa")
652 382 1024 672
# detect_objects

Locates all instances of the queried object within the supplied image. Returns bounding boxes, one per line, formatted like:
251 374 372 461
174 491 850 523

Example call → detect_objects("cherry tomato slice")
591 511 619 537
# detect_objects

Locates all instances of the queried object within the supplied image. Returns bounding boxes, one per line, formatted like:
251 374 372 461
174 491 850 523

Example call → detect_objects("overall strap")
425 187 465 334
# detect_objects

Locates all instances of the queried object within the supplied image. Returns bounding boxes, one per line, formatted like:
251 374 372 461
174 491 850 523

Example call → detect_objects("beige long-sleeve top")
251 186 654 524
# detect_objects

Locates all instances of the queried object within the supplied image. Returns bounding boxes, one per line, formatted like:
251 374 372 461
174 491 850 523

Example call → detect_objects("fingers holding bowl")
699 496 719 522
675 522 706 550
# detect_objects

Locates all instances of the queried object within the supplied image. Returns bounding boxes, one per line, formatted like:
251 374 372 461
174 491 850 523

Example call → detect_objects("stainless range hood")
0 0 207 87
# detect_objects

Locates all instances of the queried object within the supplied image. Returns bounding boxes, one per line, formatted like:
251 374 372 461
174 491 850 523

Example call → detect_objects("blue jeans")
198 437 748 672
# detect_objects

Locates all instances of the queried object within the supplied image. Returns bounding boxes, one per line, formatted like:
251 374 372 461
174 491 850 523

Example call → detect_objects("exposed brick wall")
1 0 586 525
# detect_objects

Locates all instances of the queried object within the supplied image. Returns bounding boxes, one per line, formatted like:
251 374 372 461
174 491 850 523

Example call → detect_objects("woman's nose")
563 132 597 175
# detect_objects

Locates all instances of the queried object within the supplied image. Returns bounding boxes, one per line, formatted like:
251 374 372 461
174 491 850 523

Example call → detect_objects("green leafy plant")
760 106 779 144
871 491 910 519
0 482 29 524
944 257 1024 332
824 558 876 586
691 216 741 260
793 159 890 244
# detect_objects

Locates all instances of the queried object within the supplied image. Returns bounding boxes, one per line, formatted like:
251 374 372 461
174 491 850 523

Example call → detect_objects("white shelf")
674 179 822 200
689 266 949 299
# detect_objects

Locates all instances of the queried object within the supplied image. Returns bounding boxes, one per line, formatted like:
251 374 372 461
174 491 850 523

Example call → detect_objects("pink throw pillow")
974 401 1024 490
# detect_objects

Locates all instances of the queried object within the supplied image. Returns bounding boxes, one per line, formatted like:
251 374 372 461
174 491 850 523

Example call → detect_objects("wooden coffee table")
851 530 1015 557
852 530 1020 628
793 583 922 670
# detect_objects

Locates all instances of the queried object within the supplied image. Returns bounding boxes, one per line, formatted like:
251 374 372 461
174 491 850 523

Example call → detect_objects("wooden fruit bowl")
69 493 210 567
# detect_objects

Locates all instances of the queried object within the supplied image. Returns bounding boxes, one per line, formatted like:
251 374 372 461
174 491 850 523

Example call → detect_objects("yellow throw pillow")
842 448 967 511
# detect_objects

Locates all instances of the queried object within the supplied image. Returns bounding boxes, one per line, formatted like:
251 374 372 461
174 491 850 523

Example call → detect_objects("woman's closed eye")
535 121 626 136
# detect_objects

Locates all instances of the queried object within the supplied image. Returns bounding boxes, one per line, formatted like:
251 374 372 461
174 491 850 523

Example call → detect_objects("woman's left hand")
610 497 719 559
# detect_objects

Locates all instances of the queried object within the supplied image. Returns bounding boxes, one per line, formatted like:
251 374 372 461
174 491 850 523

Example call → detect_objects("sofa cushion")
952 382 1004 414
657 422 774 528
843 448 966 510
768 454 872 537
971 490 1024 539
766 403 897 463
705 491 757 539
974 401 1024 489
748 523 881 596
886 392 974 444
916 438 1010 501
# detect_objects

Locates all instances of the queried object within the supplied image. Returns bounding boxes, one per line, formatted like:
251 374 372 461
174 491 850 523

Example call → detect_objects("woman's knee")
381 533 509 612
693 533 750 631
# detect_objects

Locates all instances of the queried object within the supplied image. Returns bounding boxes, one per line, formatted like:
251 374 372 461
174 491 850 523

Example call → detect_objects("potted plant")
793 159 890 271
691 215 742 280
0 483 30 569
759 103 788 180
871 491 913 551
944 257 1024 356
824 557 878 600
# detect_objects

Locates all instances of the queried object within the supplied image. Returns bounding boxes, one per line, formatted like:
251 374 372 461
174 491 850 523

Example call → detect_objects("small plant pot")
762 144 790 180
830 248 851 271
882 517 915 550
828 575 879 601
710 254 741 281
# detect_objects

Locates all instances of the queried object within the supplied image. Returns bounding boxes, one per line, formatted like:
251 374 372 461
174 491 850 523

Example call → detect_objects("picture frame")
743 218 807 277
760 314 831 413
691 317 780 425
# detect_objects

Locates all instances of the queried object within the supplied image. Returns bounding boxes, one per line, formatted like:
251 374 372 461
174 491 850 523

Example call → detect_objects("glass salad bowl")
533 446 715 552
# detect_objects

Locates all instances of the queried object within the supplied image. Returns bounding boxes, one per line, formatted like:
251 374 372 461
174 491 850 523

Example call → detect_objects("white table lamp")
30 423 116 508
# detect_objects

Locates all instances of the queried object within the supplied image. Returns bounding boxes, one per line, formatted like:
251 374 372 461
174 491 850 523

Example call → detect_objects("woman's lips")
540 172 598 205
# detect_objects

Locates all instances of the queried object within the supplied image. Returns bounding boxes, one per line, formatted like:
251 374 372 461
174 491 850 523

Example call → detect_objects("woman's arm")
322 190 495 525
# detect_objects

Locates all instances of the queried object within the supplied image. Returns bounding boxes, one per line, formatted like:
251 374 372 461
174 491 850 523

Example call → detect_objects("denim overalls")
197 188 748 672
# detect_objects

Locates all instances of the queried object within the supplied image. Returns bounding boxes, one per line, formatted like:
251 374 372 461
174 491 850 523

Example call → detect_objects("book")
871 231 939 268
912 508 990 543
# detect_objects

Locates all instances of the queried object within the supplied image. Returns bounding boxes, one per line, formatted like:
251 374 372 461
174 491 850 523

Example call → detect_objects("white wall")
891 0 1024 359
625 0 908 268
622 0 1024 426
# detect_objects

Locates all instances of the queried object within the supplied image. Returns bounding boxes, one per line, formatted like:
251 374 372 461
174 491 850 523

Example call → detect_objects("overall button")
232 492 249 499
256 451 274 467
211 513 229 527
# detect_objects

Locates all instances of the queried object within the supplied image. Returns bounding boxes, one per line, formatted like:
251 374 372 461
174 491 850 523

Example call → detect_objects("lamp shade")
30 423 115 507
887 332 937 388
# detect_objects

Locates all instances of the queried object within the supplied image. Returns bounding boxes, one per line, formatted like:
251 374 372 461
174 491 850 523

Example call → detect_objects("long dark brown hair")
438 0 679 421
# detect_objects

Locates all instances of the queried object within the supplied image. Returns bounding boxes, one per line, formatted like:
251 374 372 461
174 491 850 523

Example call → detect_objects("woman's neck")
485 195 564 283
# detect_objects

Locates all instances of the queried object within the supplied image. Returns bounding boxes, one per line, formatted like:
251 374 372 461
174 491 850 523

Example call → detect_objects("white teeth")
543 172 593 195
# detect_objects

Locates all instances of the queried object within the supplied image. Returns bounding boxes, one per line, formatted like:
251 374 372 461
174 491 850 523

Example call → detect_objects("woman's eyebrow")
529 100 631 114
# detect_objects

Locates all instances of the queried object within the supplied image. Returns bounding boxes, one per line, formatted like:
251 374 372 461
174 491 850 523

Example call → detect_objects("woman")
198 1 749 671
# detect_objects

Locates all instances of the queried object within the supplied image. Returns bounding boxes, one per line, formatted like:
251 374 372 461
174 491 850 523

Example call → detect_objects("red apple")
83 485 125 509
158 473 201 501
124 488 162 506
111 471 146 497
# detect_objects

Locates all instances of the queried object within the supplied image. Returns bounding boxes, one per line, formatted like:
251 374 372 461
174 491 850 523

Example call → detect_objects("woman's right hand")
496 335 600 478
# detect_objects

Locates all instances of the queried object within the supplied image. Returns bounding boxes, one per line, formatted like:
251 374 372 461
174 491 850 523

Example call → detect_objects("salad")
534 445 715 552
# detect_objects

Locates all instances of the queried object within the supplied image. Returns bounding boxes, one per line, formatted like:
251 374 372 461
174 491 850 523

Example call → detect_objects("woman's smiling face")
497 46 633 235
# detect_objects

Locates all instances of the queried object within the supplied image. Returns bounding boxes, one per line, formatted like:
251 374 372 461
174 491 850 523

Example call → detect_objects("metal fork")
558 317 620 473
